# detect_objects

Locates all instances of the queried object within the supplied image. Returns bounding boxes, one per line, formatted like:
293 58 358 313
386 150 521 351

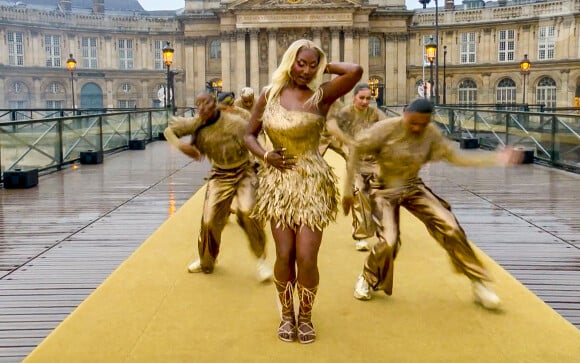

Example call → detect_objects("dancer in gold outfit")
245 39 362 344
164 91 272 282
234 87 255 112
342 98 522 309
336 83 387 252
318 99 348 159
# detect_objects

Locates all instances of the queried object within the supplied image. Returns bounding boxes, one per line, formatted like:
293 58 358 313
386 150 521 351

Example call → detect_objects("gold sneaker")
472 281 501 310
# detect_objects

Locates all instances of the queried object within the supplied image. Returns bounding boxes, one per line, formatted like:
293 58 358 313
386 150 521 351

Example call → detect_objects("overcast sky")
138 0 454 11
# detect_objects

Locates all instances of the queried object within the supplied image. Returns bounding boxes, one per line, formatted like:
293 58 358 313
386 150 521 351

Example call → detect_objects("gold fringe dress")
254 97 339 231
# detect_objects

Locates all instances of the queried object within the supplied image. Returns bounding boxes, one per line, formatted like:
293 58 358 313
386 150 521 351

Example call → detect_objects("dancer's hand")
179 144 202 161
265 148 296 171
496 147 524 166
342 196 354 215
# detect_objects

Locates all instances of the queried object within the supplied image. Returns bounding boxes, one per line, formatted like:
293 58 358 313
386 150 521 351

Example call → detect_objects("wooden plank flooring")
0 142 579 362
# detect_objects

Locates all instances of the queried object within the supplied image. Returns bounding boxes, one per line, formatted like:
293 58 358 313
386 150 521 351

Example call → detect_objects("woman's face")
289 48 320 86
353 88 372 110
195 93 217 121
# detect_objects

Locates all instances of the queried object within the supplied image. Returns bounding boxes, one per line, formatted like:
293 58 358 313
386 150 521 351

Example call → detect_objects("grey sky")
138 0 456 11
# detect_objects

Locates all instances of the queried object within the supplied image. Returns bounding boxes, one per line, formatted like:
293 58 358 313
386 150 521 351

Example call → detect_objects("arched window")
535 76 556 109
496 78 516 105
369 36 381 58
209 40 221 60
458 79 477 105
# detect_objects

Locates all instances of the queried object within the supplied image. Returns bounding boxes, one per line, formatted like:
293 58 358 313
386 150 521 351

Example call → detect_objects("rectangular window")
82 37 98 69
45 35 62 68
119 39 134 70
118 100 136 108
538 26 555 60
498 29 515 62
154 40 164 70
8 31 25 66
459 32 476 64
46 100 64 109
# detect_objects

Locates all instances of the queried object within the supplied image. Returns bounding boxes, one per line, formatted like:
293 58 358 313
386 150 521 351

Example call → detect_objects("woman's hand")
264 148 296 171
496 147 524 166
179 144 202 161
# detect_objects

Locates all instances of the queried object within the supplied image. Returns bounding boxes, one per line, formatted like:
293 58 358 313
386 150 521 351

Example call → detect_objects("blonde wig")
265 39 327 107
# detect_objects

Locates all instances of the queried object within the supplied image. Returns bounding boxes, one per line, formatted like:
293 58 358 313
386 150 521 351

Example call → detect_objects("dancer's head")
195 91 217 121
403 98 433 135
239 87 255 109
352 83 372 111
267 39 327 104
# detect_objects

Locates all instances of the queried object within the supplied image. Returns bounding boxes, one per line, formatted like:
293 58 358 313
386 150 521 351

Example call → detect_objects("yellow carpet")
24 153 580 363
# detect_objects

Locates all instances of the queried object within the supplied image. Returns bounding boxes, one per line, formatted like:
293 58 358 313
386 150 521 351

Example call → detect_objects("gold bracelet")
263 150 270 162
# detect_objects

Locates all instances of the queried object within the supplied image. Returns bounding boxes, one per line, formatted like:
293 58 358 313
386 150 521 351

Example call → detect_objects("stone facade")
0 0 579 110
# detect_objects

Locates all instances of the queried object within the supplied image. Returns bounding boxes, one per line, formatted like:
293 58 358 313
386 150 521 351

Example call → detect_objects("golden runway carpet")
24 153 580 363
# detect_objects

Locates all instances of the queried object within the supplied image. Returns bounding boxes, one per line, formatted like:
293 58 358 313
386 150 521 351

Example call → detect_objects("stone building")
0 0 579 110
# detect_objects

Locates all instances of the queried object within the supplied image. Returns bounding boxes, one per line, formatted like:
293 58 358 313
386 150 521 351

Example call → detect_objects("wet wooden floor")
0 142 578 362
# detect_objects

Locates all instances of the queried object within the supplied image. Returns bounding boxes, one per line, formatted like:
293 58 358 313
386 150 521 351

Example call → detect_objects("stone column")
358 29 369 84
330 28 340 63
396 34 408 104
249 30 260 93
221 32 232 92
559 69 570 108
195 37 206 94
106 79 113 108
344 29 354 63
268 30 278 78
32 77 41 108
184 38 196 106
103 36 112 69
30 31 40 66
312 28 322 47
140 37 148 69
236 31 247 96
384 34 397 105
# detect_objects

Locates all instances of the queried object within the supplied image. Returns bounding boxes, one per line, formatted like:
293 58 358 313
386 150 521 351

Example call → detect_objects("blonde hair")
265 39 327 107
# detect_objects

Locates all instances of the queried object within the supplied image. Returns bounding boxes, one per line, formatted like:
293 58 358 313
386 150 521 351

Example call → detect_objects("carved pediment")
227 0 362 9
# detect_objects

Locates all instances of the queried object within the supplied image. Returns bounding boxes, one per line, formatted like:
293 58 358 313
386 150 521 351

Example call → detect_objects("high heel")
274 278 296 342
296 283 318 344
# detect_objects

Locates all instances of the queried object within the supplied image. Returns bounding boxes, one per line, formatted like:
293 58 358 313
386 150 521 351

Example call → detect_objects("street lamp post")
162 41 175 113
66 53 77 111
425 36 437 103
211 80 223 97
519 54 531 108
420 0 439 103
443 45 447 105
369 77 379 100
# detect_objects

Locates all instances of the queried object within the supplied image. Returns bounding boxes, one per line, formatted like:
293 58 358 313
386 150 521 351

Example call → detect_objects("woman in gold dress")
244 39 362 344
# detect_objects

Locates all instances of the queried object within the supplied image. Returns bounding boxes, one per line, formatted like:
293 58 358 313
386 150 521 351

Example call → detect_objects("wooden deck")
0 142 579 362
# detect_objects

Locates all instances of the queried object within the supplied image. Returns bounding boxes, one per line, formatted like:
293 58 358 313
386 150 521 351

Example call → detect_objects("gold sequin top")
164 112 249 169
253 97 338 230
347 116 498 190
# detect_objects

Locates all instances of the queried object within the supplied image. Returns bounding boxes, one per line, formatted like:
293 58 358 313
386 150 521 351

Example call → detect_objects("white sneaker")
354 240 370 251
354 274 372 301
187 259 203 273
472 281 501 310
256 258 273 282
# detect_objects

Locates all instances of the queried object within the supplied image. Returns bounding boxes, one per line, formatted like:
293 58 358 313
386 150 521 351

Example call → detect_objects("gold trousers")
198 162 266 273
363 178 491 294
351 172 376 240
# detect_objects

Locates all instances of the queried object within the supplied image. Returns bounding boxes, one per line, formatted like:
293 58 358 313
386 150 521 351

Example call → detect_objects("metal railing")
433 106 580 173
0 109 173 181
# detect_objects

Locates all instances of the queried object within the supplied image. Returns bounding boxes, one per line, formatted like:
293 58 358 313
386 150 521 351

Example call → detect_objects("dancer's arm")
164 116 202 160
